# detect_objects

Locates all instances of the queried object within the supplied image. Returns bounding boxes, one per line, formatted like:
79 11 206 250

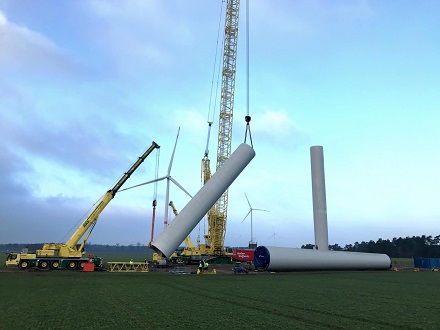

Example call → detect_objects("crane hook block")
152 199 157 207
245 115 251 123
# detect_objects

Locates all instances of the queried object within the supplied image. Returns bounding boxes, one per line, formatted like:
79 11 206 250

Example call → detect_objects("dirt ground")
149 262 254 275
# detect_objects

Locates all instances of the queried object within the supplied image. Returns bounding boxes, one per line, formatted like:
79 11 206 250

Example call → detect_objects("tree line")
302 235 440 258
2 234 439 258
0 243 154 255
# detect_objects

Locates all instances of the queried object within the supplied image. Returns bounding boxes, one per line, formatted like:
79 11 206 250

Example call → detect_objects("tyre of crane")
67 260 77 270
50 260 60 270
77 261 85 270
19 260 30 270
39 260 49 269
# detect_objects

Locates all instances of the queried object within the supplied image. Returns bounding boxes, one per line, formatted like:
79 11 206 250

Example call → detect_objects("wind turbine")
242 193 269 246
120 127 192 228
268 226 277 246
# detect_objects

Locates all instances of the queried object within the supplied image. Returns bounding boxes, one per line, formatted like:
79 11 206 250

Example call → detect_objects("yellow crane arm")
65 142 160 249
210 0 240 255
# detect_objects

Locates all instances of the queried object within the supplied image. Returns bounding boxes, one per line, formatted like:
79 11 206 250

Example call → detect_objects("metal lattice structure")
208 0 240 255
107 262 149 272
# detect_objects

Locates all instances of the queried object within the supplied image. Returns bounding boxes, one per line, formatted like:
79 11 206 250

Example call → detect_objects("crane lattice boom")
209 0 240 255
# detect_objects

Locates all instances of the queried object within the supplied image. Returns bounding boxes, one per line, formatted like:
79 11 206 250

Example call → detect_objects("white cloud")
251 109 307 148
0 10 77 75
0 11 6 25
84 1 196 74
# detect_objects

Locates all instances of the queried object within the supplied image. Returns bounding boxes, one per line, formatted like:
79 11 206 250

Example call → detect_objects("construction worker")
203 260 209 271
198 260 203 273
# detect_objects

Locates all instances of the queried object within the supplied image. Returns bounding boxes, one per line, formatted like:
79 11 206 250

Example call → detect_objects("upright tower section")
310 146 329 251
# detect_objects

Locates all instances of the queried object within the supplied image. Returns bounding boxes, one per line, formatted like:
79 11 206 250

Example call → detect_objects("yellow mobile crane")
6 142 160 270
202 0 241 257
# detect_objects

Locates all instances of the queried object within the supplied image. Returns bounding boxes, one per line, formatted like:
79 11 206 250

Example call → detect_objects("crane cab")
5 252 20 267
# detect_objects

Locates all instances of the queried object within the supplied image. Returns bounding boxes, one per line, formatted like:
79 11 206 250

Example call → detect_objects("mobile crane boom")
66 141 160 250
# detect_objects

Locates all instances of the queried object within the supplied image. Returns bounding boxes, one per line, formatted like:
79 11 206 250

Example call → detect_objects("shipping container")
413 258 440 269
232 249 254 262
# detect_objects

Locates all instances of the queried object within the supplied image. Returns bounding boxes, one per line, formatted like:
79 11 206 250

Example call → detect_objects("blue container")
413 258 440 268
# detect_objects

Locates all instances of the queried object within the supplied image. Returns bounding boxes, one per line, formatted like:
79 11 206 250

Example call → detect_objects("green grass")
1 269 439 329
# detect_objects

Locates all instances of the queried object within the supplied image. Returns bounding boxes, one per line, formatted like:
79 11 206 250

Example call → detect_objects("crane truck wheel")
67 261 77 270
19 260 30 269
39 260 49 269
50 260 60 270
77 261 85 270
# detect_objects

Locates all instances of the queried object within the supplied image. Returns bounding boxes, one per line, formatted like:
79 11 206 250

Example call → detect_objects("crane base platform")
107 262 149 272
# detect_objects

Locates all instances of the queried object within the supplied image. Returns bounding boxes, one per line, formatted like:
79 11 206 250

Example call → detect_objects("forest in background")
302 235 440 258
1 235 439 258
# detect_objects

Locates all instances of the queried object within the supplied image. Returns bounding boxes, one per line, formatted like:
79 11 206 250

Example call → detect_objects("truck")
5 141 160 270
5 248 104 270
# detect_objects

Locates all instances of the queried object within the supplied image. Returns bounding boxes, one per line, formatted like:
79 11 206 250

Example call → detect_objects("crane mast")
207 0 240 255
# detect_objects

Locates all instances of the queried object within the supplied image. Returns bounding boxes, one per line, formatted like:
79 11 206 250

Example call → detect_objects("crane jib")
111 142 160 195
64 141 160 251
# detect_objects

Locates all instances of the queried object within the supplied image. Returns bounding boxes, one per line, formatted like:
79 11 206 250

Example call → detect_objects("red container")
233 249 254 262
83 263 95 272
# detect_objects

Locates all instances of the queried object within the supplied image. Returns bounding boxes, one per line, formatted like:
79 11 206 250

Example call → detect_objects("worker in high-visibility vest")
198 260 203 273
203 260 209 271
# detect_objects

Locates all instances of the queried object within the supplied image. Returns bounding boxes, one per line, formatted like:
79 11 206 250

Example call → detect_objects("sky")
1 0 439 249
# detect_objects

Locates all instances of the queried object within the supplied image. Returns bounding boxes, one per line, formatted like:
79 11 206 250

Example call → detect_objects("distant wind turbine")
242 193 269 245
268 226 277 246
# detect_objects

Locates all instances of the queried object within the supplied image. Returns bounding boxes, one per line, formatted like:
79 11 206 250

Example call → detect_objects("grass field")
1 263 439 329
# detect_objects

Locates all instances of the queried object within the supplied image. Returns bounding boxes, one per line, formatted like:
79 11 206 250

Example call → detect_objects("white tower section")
152 143 255 258
310 146 329 251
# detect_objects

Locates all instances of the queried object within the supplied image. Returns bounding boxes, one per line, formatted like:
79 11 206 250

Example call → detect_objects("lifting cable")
153 147 160 202
243 0 253 148
207 0 225 126
150 147 160 244
201 2 225 243
58 196 102 244
204 0 224 165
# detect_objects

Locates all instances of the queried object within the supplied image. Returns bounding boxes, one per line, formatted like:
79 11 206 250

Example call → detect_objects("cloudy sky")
1 1 439 249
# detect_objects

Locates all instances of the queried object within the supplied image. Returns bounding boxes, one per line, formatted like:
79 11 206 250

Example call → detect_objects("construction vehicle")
5 142 160 270
201 0 241 258
232 262 249 274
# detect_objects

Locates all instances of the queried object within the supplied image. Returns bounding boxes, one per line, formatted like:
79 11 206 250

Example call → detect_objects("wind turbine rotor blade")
167 127 180 175
241 210 251 222
170 178 193 198
118 176 167 191
253 208 269 212
244 192 252 208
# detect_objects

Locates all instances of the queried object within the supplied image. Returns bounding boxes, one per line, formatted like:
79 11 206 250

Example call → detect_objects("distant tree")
329 244 343 251
301 244 315 249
